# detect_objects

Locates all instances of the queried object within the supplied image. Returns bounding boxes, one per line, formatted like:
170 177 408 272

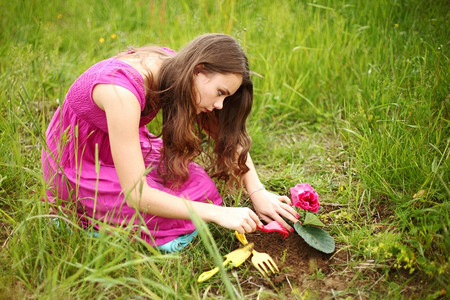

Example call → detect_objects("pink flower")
290 183 319 213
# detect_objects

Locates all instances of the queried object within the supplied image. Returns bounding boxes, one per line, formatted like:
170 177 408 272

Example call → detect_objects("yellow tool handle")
197 266 220 283
197 242 254 283
235 231 249 245
197 258 230 283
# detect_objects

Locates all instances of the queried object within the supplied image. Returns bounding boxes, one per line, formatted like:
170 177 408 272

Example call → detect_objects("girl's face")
193 70 243 114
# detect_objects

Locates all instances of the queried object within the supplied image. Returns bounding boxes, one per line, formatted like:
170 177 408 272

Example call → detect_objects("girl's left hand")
250 189 300 232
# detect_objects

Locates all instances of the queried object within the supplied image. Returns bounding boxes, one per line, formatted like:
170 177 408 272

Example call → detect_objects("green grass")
1 0 448 298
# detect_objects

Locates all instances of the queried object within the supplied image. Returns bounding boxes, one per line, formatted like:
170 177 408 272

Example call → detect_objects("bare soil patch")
238 231 356 299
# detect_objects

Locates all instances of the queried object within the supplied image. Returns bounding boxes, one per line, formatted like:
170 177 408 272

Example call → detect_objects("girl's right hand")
212 206 262 234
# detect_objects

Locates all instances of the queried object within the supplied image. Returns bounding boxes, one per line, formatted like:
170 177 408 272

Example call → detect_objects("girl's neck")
117 53 164 91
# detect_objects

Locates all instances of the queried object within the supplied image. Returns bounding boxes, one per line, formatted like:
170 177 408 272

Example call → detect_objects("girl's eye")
218 90 224 96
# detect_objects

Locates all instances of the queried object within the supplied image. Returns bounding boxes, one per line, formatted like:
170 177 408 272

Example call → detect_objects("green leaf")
294 222 335 254
302 212 325 227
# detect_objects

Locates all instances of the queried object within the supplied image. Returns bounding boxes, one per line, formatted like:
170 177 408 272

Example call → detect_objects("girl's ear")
194 64 205 75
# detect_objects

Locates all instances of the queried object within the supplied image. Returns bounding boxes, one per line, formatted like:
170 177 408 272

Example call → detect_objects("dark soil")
238 231 355 298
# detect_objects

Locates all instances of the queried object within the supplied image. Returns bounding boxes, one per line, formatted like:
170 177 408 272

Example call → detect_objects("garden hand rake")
235 231 280 277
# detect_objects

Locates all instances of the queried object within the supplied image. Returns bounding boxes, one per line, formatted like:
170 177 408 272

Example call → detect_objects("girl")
42 33 299 252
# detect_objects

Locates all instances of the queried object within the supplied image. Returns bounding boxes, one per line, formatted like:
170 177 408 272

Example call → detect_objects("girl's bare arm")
93 84 260 233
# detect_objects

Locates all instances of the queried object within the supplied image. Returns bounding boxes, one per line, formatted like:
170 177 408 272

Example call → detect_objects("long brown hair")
154 34 253 189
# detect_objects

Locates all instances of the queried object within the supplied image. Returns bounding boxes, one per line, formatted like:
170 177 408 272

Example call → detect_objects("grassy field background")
0 0 448 298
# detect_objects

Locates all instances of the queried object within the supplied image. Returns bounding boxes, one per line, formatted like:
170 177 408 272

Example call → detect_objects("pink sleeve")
161 47 177 56
92 66 146 111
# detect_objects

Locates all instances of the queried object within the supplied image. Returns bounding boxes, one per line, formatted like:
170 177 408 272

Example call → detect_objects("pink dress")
41 54 222 246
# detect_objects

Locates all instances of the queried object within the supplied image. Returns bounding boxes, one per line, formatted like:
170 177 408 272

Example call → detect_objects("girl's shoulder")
92 58 147 110
67 58 147 113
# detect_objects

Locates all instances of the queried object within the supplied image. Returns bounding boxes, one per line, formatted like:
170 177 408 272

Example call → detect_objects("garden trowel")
197 242 254 282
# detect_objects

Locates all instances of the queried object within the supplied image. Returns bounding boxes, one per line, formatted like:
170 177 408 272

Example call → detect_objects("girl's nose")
213 99 224 110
